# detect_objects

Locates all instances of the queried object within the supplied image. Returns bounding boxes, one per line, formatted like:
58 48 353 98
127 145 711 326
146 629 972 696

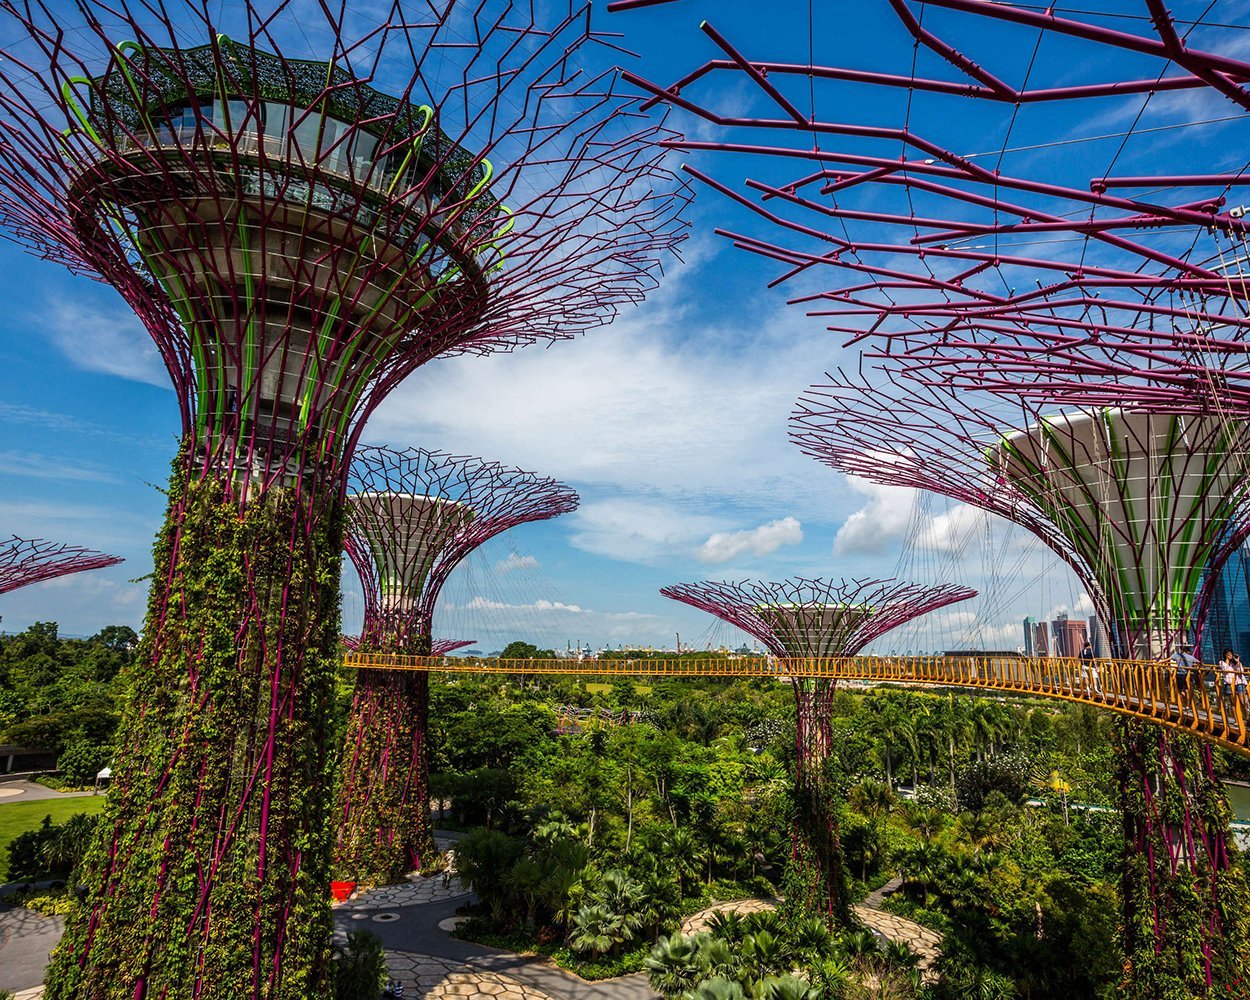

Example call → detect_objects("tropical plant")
569 902 627 959
646 933 702 996
332 930 388 1000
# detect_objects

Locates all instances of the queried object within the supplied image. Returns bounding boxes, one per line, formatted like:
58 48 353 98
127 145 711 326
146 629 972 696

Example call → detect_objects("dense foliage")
45 469 344 1000
0 622 138 785
430 673 1250 998
9 620 1250 997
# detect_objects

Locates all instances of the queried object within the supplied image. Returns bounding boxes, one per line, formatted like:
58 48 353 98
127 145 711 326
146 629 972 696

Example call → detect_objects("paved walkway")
0 905 62 995
0 780 96 802
333 836 657 1000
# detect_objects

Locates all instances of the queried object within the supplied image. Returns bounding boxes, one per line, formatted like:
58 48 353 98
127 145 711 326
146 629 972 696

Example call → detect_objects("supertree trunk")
47 454 343 1000
783 677 853 928
334 626 435 885
1115 721 1250 998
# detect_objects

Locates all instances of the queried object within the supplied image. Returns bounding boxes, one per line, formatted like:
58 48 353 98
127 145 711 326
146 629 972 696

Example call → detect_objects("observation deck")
62 40 500 483
344 650 1250 757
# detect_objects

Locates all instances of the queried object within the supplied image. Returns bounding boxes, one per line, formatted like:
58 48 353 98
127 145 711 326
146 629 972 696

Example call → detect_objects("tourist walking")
1234 653 1249 722
1079 639 1101 696
1219 649 1239 716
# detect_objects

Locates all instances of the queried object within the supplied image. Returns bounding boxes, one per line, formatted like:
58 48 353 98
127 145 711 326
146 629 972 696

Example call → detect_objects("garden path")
333 834 658 1000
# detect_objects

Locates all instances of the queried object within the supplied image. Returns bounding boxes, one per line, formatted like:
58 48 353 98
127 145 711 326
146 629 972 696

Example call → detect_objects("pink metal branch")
344 447 578 646
660 577 976 658
0 536 122 596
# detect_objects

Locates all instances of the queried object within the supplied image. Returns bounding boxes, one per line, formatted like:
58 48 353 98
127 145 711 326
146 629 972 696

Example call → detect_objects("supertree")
0 2 687 995
660 577 975 926
614 4 1250 991
792 370 1250 992
336 447 577 886
0 535 122 596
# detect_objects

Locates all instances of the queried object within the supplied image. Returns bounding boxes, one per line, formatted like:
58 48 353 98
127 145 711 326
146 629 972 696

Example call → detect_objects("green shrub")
332 930 387 1000
6 812 99 882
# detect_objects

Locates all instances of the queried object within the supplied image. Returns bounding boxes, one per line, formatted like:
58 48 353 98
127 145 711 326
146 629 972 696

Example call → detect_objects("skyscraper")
1051 611 1089 658
1034 620 1051 657
1023 616 1037 655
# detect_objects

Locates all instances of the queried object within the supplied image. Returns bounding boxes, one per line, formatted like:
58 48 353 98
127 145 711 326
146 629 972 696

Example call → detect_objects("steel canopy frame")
611 0 1250 389
335 446 577 885
0 3 687 997
661 577 975 927
792 370 1250 988
0 536 122 596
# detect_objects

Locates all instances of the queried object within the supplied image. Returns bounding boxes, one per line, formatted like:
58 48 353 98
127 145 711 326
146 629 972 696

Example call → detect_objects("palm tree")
840 927 881 960
757 975 820 1000
849 779 896 880
664 827 704 897
597 869 647 941
645 933 701 996
637 870 681 941
740 929 791 981
706 909 746 944
790 915 834 963
901 804 947 844
541 861 584 932
958 811 1004 858
503 856 544 927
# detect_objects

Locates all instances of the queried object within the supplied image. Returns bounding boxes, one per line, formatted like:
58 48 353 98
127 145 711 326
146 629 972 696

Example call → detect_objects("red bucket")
330 881 357 902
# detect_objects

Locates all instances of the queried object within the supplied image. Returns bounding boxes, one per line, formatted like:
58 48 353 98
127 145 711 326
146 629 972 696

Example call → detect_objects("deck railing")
343 651 1250 756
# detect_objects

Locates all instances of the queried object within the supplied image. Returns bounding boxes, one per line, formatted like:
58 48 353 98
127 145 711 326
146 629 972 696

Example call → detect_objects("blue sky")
3 0 1244 652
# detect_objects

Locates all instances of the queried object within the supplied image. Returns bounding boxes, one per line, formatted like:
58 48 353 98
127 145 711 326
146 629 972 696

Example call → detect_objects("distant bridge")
343 651 1249 757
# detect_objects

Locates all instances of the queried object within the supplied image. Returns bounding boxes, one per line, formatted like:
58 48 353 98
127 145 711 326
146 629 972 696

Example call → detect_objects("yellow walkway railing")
343 651 1250 757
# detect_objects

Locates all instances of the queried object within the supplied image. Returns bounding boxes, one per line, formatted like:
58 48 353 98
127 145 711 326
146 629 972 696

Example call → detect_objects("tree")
848 780 896 879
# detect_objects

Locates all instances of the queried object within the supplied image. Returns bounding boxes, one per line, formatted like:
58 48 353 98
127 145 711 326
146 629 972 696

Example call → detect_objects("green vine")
45 454 344 1000
333 629 434 886
1115 720 1250 999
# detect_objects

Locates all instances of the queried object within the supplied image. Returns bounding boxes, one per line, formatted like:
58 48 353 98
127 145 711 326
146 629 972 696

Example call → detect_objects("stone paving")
379 949 560 1000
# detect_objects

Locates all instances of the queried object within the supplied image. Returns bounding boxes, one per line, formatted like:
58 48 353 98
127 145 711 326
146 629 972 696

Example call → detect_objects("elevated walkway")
344 651 1250 757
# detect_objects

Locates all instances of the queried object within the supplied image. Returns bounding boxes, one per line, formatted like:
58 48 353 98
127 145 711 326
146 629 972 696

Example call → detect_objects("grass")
0 796 107 882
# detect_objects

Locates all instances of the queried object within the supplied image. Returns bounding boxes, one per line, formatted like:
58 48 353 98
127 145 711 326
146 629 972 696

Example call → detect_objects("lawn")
0 796 107 882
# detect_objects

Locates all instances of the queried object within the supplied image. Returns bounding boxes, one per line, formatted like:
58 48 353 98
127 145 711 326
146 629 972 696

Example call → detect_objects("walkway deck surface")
347 652 1250 755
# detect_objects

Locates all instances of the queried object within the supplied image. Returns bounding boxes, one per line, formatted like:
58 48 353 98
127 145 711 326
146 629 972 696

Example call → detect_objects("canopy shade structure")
660 576 974 927
793 372 1250 658
608 0 1250 412
344 448 579 648
0 536 122 596
660 578 976 658
336 446 577 887
0 6 690 492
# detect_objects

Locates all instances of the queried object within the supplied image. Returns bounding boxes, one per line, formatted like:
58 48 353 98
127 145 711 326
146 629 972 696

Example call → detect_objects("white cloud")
466 596 587 614
696 516 803 564
0 450 119 483
917 503 987 554
363 242 841 515
567 498 721 565
495 552 538 574
44 300 168 388
834 479 916 556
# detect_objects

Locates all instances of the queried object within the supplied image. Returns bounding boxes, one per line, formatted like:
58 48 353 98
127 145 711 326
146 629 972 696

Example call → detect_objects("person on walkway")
1171 644 1198 714
1219 649 1238 717
1079 639 1101 696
